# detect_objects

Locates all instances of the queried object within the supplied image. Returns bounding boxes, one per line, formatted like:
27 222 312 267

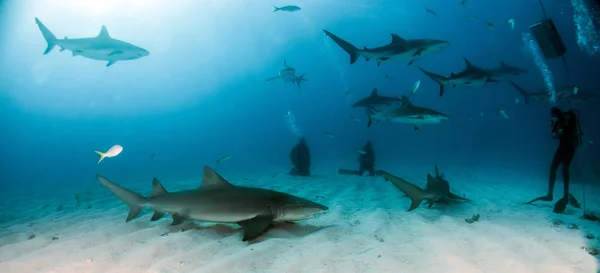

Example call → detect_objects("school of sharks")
33 2 597 243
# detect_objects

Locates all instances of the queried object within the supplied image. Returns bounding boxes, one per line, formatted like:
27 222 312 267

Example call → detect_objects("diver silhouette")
525 107 582 213
289 137 311 176
338 141 380 176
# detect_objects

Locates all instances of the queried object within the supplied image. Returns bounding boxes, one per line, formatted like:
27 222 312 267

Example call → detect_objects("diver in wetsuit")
289 137 311 176
525 107 582 213
338 141 379 176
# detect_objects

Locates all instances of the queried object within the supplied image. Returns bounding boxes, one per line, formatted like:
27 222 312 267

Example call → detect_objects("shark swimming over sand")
96 166 328 242
365 96 448 130
34 17 149 67
379 166 470 211
351 88 402 108
509 81 597 105
419 58 499 96
266 60 307 87
485 61 528 80
323 29 449 66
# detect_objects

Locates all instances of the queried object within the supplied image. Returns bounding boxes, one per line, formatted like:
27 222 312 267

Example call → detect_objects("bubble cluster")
284 111 302 136
522 32 556 104
572 0 600 56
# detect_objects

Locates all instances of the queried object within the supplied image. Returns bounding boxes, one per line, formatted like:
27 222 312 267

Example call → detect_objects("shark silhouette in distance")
351 88 403 108
35 17 149 67
96 166 328 242
485 61 528 80
323 29 449 66
365 96 449 130
379 166 470 212
266 60 307 87
509 81 597 105
419 58 499 96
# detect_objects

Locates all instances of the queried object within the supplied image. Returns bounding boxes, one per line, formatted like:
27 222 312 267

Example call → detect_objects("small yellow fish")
94 144 123 164
356 149 367 155
410 80 421 96
323 131 335 138
498 108 509 119
216 154 230 166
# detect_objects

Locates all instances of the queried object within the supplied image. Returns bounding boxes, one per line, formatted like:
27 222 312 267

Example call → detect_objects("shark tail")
365 107 378 128
96 174 147 222
509 81 531 105
35 17 58 55
273 5 280 12
418 67 449 97
323 29 360 64
94 151 107 164
379 170 427 211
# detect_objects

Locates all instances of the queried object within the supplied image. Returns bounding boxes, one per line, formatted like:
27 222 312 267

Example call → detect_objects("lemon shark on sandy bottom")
379 166 470 211
34 17 149 67
96 166 328 242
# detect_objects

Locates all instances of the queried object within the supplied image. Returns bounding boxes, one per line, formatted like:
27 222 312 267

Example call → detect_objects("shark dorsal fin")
370 88 379 97
500 61 508 68
463 58 475 69
390 34 406 44
151 178 168 197
283 60 288 67
201 166 234 189
434 165 440 177
400 95 412 107
98 26 111 39
425 173 435 189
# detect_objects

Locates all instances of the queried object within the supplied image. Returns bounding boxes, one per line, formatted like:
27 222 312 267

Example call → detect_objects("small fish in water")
94 144 123 164
348 114 360 122
498 108 509 119
356 149 367 155
486 21 494 29
273 5 301 12
506 18 515 29
465 15 480 21
460 0 467 7
425 6 436 15
515 98 520 104
216 154 230 167
344 88 355 96
384 73 393 80
323 131 335 139
410 80 421 96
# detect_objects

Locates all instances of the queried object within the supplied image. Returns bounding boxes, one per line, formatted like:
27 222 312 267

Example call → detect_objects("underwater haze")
2 0 600 272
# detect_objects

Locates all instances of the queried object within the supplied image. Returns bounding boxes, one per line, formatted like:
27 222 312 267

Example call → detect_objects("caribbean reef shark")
266 60 307 87
509 81 596 105
365 96 448 130
35 17 149 67
351 88 402 108
485 61 528 80
419 58 498 96
323 29 449 66
96 166 328 242
379 166 470 211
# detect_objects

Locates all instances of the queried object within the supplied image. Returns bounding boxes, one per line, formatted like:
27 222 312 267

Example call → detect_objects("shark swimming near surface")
379 166 470 211
365 96 448 130
509 81 597 105
96 166 328 242
419 58 498 96
323 29 449 66
266 60 307 87
34 17 149 67
351 88 402 108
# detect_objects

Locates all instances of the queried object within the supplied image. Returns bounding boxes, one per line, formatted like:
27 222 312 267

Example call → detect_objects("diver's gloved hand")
568 194 581 208
553 197 568 213
524 195 553 204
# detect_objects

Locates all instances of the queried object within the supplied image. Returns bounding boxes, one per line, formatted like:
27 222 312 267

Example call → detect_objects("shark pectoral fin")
237 215 274 242
150 211 165 221
265 76 279 82
109 50 123 56
426 201 434 208
448 192 470 202
170 213 188 225
59 47 66 52
72 50 83 57
365 57 370 61
414 125 420 130
106 60 117 67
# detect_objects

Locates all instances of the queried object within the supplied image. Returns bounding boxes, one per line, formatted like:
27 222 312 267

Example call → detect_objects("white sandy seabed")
1 164 600 273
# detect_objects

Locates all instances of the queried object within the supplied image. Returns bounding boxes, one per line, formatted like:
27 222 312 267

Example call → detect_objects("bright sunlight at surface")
2 0 600 272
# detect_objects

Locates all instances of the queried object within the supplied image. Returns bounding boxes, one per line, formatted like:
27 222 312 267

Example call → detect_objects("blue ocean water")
1 0 600 261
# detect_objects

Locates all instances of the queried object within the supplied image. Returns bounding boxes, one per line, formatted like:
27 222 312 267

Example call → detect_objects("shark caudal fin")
323 29 360 64
35 17 58 55
419 67 449 97
365 107 380 128
96 174 146 222
379 170 427 211
509 81 531 105
94 151 107 164
273 5 280 12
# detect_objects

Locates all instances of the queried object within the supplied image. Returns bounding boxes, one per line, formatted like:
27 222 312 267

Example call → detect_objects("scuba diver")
525 107 582 213
289 137 311 176
338 141 380 176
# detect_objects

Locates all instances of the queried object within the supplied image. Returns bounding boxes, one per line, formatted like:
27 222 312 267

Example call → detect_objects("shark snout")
138 49 150 57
